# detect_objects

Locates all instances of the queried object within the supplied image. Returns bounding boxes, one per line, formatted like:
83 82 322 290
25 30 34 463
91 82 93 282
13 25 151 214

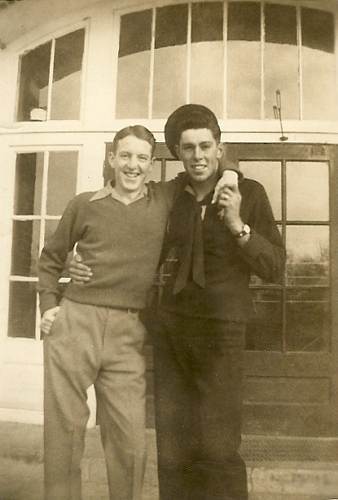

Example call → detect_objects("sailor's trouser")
43 299 147 500
153 310 248 500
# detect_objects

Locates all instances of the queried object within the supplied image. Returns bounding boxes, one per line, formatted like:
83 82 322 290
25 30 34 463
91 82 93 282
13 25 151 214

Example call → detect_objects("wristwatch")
234 224 251 239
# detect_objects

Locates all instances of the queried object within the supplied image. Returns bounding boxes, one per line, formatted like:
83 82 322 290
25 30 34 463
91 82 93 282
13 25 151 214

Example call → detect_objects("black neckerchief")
166 174 216 295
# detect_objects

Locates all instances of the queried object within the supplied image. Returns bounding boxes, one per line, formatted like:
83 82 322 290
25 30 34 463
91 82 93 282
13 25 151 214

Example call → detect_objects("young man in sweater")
38 125 177 500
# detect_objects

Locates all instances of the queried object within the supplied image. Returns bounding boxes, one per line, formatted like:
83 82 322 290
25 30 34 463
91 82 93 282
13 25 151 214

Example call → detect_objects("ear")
216 142 224 159
174 144 181 159
107 151 115 167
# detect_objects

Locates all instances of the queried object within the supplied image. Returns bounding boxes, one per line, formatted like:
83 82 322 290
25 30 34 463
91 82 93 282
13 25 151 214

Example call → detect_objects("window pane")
191 42 223 117
191 2 223 42
155 5 188 48
153 5 188 117
265 4 297 46
301 8 337 120
302 8 334 53
246 289 282 351
286 287 329 352
191 0 223 114
119 10 152 57
46 152 78 215
264 4 298 119
7 282 37 338
116 51 151 118
302 48 337 120
228 2 260 41
239 161 281 219
116 10 152 118
286 226 329 286
286 162 329 221
14 153 44 215
227 40 260 118
227 2 261 118
17 41 51 121
50 29 85 120
153 46 187 118
11 221 40 277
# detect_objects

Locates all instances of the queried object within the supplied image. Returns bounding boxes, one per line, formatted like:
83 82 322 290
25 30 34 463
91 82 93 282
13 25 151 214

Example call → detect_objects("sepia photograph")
0 0 337 499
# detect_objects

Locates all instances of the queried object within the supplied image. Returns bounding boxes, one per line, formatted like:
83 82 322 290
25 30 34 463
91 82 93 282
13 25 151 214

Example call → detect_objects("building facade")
0 0 337 437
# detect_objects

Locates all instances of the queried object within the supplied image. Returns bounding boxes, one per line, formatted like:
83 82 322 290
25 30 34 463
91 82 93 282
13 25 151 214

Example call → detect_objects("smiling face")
108 135 154 195
175 128 223 188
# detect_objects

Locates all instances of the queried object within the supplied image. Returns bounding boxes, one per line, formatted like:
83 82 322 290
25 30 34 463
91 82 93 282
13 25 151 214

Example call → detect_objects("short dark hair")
177 114 221 144
112 125 156 155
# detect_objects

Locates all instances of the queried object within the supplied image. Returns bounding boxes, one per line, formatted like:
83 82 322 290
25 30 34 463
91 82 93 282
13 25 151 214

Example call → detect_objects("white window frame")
14 20 89 124
7 145 83 341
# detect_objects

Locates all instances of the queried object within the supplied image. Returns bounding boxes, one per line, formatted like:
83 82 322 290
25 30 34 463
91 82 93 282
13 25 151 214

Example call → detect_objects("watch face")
236 224 250 238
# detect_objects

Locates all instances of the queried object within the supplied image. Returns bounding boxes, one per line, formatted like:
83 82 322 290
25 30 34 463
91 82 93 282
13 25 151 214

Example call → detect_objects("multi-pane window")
16 29 85 121
116 2 337 120
240 160 330 352
8 151 78 339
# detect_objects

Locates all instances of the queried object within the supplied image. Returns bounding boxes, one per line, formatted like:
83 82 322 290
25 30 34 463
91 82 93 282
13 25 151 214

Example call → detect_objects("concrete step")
0 422 338 500
1 455 337 500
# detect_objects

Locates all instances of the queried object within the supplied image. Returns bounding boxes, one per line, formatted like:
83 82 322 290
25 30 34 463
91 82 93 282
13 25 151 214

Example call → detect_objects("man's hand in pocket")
41 306 60 336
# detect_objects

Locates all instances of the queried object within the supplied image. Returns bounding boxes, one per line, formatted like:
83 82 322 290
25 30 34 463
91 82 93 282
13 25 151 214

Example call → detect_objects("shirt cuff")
39 294 59 316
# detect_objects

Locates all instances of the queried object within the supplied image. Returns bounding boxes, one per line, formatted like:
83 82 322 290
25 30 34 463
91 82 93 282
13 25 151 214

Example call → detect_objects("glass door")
225 143 338 436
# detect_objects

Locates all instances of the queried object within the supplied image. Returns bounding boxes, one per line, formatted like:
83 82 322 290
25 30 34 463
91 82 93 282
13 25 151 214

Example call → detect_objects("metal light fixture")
273 89 288 142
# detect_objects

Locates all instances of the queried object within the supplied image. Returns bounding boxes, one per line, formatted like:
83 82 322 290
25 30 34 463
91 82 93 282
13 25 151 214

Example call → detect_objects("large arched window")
116 2 337 120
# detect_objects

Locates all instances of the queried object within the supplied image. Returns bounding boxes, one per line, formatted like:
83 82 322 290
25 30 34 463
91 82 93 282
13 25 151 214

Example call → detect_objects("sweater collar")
89 181 149 204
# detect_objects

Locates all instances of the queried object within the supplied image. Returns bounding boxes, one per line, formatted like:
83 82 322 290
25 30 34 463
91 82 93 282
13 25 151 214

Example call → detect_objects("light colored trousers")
43 299 147 500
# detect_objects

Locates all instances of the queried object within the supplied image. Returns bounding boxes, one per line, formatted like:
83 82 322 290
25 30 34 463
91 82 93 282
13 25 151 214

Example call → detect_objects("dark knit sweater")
38 181 176 315
160 177 285 322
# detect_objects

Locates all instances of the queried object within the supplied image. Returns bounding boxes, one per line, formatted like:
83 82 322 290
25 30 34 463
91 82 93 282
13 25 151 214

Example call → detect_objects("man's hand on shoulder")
41 306 60 336
69 253 93 284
